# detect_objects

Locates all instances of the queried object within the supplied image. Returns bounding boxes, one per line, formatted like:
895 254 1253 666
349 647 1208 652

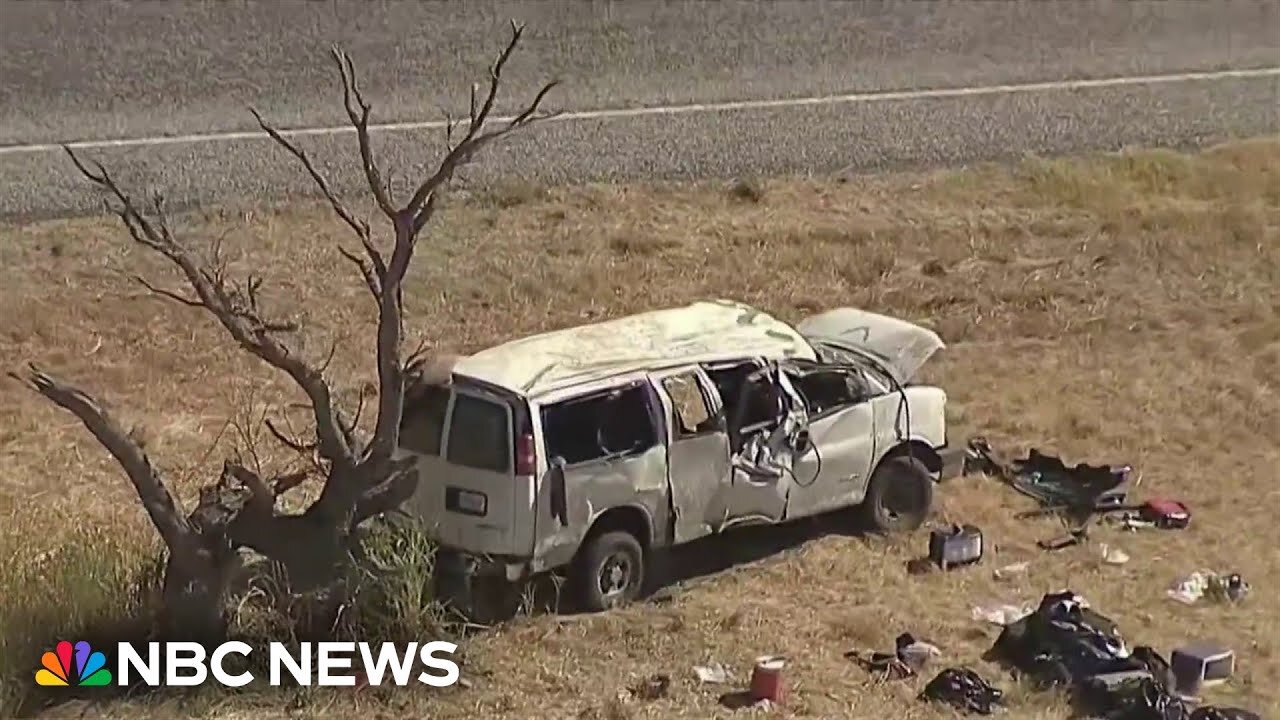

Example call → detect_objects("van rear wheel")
573 530 645 612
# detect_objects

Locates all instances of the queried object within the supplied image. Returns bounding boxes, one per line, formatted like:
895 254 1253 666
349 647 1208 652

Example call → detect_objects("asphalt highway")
1 0 1278 219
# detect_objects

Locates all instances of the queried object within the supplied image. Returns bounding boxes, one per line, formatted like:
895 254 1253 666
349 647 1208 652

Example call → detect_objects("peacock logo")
35 640 113 687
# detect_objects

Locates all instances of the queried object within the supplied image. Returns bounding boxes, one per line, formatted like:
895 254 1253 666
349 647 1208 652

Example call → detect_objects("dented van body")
397 300 963 611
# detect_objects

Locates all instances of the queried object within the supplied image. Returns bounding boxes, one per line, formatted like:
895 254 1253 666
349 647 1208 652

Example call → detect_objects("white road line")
3 65 1279 157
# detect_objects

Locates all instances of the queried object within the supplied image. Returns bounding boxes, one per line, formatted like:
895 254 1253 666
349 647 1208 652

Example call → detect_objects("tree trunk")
158 547 236 644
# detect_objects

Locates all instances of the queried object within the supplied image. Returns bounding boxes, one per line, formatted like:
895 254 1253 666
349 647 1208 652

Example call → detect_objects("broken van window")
793 369 864 416
445 393 512 473
734 373 783 430
706 361 777 429
400 383 450 456
542 382 659 466
662 373 714 435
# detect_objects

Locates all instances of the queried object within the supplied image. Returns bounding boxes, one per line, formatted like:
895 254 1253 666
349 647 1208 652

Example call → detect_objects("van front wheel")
858 455 934 533
573 530 645 612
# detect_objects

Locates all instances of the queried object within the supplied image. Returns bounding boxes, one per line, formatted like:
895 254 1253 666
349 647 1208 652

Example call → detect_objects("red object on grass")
749 656 787 704
1140 498 1190 528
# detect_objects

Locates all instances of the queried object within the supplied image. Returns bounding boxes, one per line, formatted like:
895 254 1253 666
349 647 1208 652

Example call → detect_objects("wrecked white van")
397 300 963 612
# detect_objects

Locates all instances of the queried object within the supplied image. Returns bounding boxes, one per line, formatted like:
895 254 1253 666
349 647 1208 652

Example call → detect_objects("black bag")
991 591 1142 685
920 667 1003 715
1086 676 1188 720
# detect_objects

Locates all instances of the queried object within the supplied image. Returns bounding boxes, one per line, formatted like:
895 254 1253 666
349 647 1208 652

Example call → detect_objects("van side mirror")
548 457 568 526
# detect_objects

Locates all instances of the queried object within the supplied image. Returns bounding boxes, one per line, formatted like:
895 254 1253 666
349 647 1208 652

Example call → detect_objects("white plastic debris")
1120 516 1156 531
971 602 1034 626
993 561 1030 580
1167 571 1249 604
694 662 733 684
899 639 942 668
1099 544 1130 565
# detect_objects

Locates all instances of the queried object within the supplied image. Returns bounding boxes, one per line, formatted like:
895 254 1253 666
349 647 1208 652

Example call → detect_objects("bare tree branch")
221 460 275 514
360 21 559 472
249 107 373 246
353 460 418 526
10 365 195 550
249 106 388 307
330 46 396 219
337 245 383 303
64 147 356 469
271 470 310 497
133 275 202 308
403 21 560 235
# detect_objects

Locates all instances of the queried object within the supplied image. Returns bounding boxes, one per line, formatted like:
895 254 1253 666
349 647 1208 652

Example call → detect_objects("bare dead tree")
11 21 557 641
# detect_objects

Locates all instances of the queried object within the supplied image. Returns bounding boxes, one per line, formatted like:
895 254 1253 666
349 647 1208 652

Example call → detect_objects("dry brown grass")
4 137 1280 718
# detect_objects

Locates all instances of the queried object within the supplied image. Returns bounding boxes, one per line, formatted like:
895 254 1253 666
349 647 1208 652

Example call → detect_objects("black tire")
858 455 934 533
572 530 645 612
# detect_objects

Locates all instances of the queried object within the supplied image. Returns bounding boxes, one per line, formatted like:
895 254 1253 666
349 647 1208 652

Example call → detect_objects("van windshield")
445 392 512 473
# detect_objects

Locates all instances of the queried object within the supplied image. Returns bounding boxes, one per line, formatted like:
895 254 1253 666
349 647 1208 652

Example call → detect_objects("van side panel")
529 446 668 573
527 378 672 574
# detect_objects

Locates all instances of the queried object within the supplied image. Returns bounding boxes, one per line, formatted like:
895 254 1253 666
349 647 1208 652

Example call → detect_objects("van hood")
795 307 944 385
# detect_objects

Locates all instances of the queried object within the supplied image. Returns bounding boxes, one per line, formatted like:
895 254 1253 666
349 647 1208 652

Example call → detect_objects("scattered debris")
993 561 1029 580
897 633 942 670
845 649 915 680
1106 498 1192 532
1167 571 1249 605
1189 707 1262 720
1135 498 1191 529
1171 643 1235 699
1116 515 1157 532
1098 543 1130 565
979 590 1265 719
988 591 1143 690
845 632 942 680
1038 525 1089 551
919 667 1004 715
628 673 671 701
966 438 1134 524
693 662 733 684
1080 675 1189 720
748 655 787 704
971 602 1034 626
928 523 984 570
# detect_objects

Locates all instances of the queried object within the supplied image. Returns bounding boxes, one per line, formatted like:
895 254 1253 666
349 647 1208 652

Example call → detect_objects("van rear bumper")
433 548 530 609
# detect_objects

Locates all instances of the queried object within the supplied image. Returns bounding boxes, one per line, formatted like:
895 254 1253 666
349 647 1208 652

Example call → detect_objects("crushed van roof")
451 300 817 397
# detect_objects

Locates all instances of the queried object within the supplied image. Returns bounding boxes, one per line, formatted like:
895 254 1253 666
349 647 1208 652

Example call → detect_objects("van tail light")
515 432 537 476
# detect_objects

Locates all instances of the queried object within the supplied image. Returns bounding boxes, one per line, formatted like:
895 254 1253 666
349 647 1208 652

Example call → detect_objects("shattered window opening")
792 369 866 417
813 343 895 395
706 361 778 428
661 372 716 437
399 383 451 456
541 382 660 467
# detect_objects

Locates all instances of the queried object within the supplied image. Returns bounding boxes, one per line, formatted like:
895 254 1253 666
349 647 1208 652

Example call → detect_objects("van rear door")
399 381 535 558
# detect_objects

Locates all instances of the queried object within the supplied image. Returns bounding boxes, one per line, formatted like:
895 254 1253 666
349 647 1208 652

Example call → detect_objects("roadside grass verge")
2 137 1278 717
